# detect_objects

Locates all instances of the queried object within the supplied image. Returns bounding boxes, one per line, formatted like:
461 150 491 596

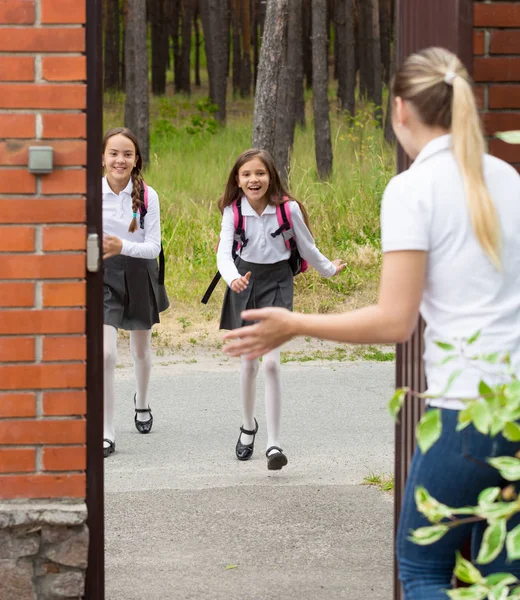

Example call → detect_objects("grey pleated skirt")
104 255 169 331
219 258 294 331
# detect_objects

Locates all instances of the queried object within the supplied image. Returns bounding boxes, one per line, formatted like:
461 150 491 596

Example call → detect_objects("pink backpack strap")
275 196 293 251
232 198 246 254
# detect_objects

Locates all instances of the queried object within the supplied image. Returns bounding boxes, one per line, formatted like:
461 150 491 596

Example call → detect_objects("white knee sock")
263 348 282 455
239 356 259 444
104 325 118 444
130 329 152 421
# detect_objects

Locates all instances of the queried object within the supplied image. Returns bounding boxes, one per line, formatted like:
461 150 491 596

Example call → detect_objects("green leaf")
472 399 492 435
442 369 463 395
388 387 408 420
495 130 520 144
508 586 520 599
507 523 520 561
435 340 456 352
476 501 518 522
416 409 442 454
478 487 501 505
504 422 520 442
488 585 510 600
415 486 453 523
446 585 488 599
440 354 458 365
478 380 494 400
225 564 239 570
467 330 481 345
488 456 520 482
409 523 449 545
476 520 507 564
453 550 483 584
484 573 517 587
457 407 474 431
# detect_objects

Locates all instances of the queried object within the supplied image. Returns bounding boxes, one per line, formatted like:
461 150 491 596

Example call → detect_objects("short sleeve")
381 172 431 253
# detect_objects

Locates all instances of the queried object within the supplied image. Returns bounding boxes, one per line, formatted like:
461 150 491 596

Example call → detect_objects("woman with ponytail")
102 127 169 458
224 48 520 595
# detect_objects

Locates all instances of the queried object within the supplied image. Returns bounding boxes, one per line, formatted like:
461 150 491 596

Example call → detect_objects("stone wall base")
0 501 88 600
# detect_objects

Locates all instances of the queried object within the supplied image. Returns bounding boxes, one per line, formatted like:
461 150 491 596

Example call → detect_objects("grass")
280 344 395 364
103 86 396 320
362 472 395 493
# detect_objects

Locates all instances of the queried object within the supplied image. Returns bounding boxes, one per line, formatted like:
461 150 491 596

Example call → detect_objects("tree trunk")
121 0 128 87
171 0 182 92
178 0 194 93
251 0 288 154
293 0 305 128
231 0 241 95
356 0 369 98
104 0 120 91
379 0 392 85
312 0 333 179
239 0 252 97
125 0 150 165
336 0 356 114
194 0 201 87
369 0 383 121
302 0 312 89
149 0 168 95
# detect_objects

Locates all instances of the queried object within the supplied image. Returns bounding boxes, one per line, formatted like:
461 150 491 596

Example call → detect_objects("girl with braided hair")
102 127 169 458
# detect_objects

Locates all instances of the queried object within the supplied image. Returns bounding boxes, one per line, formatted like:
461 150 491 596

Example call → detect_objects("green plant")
177 316 192 331
389 332 520 598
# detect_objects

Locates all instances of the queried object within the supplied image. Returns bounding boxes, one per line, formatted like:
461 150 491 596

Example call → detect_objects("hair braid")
129 169 143 233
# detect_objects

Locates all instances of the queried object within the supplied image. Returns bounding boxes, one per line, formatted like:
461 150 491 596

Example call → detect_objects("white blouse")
102 176 161 260
217 197 336 286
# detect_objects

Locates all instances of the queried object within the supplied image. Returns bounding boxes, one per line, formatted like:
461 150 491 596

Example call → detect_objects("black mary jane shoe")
103 439 115 458
134 393 153 434
235 418 258 461
266 446 288 471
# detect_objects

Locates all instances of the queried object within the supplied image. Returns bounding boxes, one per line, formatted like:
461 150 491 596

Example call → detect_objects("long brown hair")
392 47 501 270
102 127 144 233
217 148 311 230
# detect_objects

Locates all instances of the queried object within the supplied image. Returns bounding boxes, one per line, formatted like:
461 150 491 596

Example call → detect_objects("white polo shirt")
102 177 161 260
381 134 520 409
217 197 336 286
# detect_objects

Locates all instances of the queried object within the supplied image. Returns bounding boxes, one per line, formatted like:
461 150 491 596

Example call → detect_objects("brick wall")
474 1 520 169
0 0 87 501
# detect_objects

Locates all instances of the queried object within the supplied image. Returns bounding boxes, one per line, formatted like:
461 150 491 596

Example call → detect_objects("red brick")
41 170 86 195
0 141 86 167
0 310 84 335
0 28 84 52
474 57 520 82
43 226 86 252
0 1 35 24
489 85 520 109
0 84 86 109
42 114 86 139
43 391 86 417
42 282 86 307
0 115 35 139
0 171 35 194
0 283 34 307
0 419 85 444
42 56 86 82
0 364 85 390
0 57 34 82
0 393 36 418
41 0 86 24
482 112 520 136
0 227 35 252
474 4 520 28
490 30 520 55
0 255 84 280
0 200 85 224
43 446 86 471
0 449 35 474
0 337 34 362
474 85 486 110
0 474 85 499
474 31 485 56
43 336 86 361
488 138 520 163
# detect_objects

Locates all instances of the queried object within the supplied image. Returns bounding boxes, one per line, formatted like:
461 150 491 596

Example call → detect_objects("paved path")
104 358 396 600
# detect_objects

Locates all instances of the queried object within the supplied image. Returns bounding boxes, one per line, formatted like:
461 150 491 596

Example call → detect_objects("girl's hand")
332 259 347 275
103 235 123 259
230 271 251 294
223 307 296 358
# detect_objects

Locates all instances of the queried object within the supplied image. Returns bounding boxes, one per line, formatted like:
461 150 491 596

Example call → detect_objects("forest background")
102 0 397 353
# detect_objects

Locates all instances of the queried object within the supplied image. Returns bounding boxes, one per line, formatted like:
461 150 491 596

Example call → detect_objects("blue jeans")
396 408 520 599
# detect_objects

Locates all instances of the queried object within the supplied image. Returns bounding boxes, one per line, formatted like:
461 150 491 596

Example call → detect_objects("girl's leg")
103 325 118 444
129 329 152 421
239 355 259 444
263 347 282 455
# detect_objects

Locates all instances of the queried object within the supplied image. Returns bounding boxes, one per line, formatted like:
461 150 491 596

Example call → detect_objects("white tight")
103 325 152 442
240 347 282 450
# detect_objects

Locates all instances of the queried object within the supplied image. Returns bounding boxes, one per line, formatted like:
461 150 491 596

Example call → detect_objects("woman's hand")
332 259 347 275
230 271 251 293
223 307 296 358
103 235 123 259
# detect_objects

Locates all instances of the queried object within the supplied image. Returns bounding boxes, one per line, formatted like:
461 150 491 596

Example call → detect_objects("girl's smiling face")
237 157 270 206
103 134 137 191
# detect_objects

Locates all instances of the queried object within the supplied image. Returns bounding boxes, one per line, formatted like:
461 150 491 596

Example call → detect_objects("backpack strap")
138 181 165 284
272 198 297 253
232 197 248 257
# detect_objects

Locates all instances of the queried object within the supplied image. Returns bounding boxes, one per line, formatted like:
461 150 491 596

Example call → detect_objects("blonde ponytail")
451 76 501 270
392 47 502 270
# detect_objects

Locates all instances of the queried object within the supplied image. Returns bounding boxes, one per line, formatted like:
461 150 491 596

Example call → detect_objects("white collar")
411 134 452 169
102 175 134 196
240 196 277 217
